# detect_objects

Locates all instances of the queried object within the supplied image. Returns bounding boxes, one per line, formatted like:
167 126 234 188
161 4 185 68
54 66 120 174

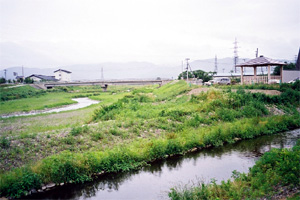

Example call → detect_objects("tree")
0 78 5 84
178 70 215 82
273 63 296 75
24 77 34 84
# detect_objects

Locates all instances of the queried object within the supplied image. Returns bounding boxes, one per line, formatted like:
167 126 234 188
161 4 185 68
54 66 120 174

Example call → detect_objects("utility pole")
185 58 190 82
101 67 104 80
181 61 184 79
256 48 258 58
22 66 24 77
214 55 218 74
233 38 239 73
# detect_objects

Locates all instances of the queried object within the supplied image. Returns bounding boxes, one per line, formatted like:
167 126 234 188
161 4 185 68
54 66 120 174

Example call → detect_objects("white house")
54 69 72 82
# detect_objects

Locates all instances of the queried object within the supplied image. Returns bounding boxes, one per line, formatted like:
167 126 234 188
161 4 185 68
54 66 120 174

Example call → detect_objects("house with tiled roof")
27 74 57 82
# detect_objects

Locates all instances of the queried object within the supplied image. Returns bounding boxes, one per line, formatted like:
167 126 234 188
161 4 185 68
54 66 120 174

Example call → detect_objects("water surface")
1 98 99 118
23 129 300 200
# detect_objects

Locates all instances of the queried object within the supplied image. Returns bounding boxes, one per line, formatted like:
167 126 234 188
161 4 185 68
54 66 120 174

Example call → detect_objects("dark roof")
54 69 72 73
236 55 287 67
27 74 57 81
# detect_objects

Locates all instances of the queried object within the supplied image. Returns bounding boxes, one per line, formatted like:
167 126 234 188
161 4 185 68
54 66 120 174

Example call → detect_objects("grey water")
22 128 300 200
1 98 99 118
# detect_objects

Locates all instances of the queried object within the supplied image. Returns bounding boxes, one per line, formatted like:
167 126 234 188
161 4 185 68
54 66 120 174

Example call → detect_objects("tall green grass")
1 81 300 198
0 93 76 114
0 85 46 101
1 114 299 198
153 80 193 101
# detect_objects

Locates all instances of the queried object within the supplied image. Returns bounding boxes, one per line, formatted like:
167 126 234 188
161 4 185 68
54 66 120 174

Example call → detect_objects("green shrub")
0 167 42 198
70 125 90 136
217 108 239 122
39 151 91 184
61 136 76 145
165 139 184 155
90 132 104 141
148 140 167 159
0 136 10 149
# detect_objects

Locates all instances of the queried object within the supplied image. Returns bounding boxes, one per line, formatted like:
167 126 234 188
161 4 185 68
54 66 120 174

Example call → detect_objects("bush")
90 132 104 141
0 136 10 149
0 167 42 198
217 108 239 122
70 125 90 136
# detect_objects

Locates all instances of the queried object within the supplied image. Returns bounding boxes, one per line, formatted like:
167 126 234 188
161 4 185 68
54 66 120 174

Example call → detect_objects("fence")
243 75 281 84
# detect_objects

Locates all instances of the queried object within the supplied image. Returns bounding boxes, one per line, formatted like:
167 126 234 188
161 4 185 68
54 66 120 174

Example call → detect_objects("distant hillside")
2 57 290 81
0 63 180 81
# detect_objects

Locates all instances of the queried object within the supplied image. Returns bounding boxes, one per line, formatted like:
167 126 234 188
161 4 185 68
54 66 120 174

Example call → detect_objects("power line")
233 37 239 73
214 55 218 73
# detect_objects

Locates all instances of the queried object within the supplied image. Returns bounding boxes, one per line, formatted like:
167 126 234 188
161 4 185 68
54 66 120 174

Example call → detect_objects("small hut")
236 55 287 84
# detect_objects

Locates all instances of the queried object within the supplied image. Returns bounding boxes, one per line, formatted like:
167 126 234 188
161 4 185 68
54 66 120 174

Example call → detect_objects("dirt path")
231 89 281 95
187 88 211 95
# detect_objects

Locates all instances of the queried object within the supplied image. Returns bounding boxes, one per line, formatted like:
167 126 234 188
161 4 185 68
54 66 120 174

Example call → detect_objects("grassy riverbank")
0 85 137 115
169 139 300 200
0 81 299 198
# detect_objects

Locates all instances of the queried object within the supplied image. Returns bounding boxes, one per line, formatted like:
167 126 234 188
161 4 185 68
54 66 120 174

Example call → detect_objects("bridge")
40 79 172 91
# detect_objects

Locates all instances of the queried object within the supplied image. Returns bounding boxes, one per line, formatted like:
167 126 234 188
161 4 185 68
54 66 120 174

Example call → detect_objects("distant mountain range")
0 42 294 81
0 57 292 81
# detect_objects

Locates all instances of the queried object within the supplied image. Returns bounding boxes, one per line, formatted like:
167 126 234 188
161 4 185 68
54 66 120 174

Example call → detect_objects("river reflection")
22 129 300 200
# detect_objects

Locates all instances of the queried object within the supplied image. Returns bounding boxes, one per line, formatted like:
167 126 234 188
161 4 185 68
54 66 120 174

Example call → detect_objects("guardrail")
43 80 172 90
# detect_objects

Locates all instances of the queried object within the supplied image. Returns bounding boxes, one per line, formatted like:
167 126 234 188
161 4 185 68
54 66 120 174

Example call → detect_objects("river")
22 128 300 200
1 98 99 118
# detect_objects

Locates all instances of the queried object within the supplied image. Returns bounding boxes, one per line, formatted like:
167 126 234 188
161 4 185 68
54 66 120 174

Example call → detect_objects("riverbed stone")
31 189 37 194
46 182 56 189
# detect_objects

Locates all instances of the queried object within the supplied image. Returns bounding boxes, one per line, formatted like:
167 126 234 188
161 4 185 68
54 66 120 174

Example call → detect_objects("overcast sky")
0 0 299 69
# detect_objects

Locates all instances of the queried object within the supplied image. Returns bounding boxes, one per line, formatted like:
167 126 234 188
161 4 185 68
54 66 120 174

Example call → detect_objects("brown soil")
187 88 211 95
231 89 281 96
187 87 281 96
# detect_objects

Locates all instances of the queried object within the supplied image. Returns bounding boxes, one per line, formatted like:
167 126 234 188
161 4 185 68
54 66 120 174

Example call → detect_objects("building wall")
31 76 42 82
54 71 71 82
282 70 300 83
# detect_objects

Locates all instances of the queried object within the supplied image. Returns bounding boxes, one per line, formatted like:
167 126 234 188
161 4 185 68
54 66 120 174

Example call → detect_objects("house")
27 74 57 82
15 76 24 83
54 69 72 82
